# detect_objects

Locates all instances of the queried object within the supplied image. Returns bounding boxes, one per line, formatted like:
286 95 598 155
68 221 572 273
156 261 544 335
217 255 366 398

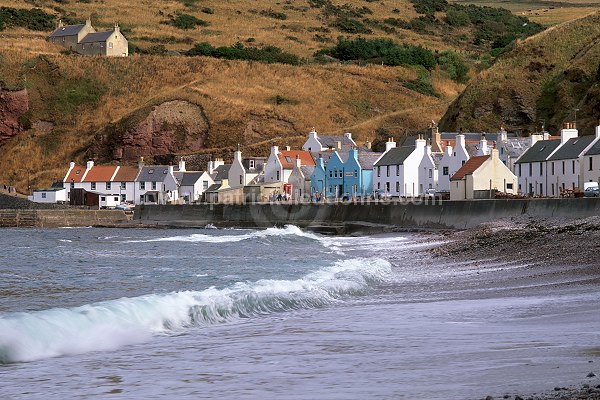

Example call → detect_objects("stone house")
48 19 128 57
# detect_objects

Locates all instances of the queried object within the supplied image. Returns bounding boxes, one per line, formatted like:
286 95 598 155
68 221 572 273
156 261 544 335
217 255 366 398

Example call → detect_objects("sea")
0 226 599 399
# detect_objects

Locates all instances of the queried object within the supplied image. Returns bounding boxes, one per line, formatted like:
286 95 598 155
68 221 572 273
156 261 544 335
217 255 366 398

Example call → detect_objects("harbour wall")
133 198 600 232
0 209 131 228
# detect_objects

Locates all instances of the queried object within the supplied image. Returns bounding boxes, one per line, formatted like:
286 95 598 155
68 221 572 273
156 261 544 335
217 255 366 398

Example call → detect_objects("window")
462 160 465 166
507 183 513 190
539 162 543 176
140 182 145 190
121 182 126 190
572 160 575 174
41 193 47 199
443 166 449 176
552 162 555 175
529 164 532 176
377 167 380 177
152 182 157 190
540 184 543 194
518 164 521 177
239 175 243 185
396 182 400 192
386 182 390 192
203 181 208 190
109 42 113 49
70 181 75 189
91 182 96 190
140 195 144 203
249 160 255 169
329 170 333 178
429 169 432 179
551 184 554 196
114 197 119 202
377 182 380 190
386 166 390 177
562 161 565 175
590 157 593 171
396 165 399 176
106 182 112 190
354 170 358 177
276 171 280 181
101 196 106 201
121 194 126 202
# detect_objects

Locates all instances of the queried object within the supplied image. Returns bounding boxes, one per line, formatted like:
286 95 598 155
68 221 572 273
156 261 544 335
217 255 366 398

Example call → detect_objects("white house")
264 146 315 184
372 137 424 197
177 170 214 203
582 125 600 188
302 128 357 153
418 141 437 195
228 149 266 189
450 148 518 200
513 136 561 196
30 187 67 203
135 161 183 204
63 161 139 204
437 134 469 193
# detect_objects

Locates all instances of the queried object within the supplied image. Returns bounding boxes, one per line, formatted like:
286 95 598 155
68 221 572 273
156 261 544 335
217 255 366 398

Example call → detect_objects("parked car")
114 204 132 211
583 186 599 197
424 188 436 198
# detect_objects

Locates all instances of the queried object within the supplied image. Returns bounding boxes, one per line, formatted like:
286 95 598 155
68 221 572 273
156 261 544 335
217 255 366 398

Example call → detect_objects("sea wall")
133 198 600 231
0 209 131 228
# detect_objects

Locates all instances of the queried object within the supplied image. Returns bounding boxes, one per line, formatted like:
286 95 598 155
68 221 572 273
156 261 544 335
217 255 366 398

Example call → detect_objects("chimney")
543 131 550 140
431 125 442 153
530 133 543 147
114 23 120 33
456 133 466 148
85 18 91 27
285 145 291 151
295 155 301 168
317 155 325 170
596 120 600 139
138 156 144 169
57 19 64 28
344 132 352 140
168 165 174 175
365 139 372 150
309 127 317 139
336 141 342 150
415 135 426 149
491 147 499 161
86 160 94 170
385 138 397 152
178 158 186 171
477 134 488 156
234 146 242 162
69 161 75 169
426 139 432 156
499 126 507 142
560 122 578 144
271 145 279 157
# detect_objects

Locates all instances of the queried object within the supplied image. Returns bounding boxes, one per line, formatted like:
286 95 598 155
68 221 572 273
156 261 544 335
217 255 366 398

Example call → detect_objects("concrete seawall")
133 198 600 231
0 209 131 228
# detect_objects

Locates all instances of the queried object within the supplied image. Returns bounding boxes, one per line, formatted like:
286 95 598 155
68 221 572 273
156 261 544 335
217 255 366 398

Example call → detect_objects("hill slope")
439 11 600 135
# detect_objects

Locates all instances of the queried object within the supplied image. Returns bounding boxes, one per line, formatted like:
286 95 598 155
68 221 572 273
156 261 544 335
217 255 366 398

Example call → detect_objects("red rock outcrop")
0 89 29 145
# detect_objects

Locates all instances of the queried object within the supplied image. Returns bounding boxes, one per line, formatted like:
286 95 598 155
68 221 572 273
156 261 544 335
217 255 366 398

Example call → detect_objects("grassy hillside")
0 0 562 192
439 11 600 134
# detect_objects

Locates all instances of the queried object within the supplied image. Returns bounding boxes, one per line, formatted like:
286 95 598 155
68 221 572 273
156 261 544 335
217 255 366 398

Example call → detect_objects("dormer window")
285 156 292 163
163 169 168 174
148 169 154 174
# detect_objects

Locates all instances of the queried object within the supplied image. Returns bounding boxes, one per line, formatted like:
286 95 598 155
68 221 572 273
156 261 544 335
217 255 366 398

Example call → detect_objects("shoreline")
430 216 600 400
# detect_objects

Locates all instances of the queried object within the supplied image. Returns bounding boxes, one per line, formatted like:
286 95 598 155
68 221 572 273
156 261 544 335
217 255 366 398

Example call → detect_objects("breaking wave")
125 225 321 244
0 257 391 363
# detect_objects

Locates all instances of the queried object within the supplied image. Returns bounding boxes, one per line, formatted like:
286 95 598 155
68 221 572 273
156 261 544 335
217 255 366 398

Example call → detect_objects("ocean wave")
0 257 391 364
124 225 321 244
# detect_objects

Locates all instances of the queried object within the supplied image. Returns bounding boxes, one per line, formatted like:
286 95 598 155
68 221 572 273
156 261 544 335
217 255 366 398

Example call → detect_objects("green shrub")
170 13 208 30
445 8 469 27
270 95 299 105
410 0 448 15
260 9 287 20
0 7 55 31
201 7 214 15
185 42 302 65
333 17 372 34
437 50 469 83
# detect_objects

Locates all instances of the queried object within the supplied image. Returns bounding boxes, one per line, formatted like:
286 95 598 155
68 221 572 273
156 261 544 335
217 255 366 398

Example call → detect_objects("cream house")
450 148 518 200
48 20 128 57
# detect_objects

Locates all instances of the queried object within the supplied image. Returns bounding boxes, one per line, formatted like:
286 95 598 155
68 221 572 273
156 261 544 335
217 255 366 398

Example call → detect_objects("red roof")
278 151 315 169
450 155 490 180
113 166 139 182
64 165 86 183
82 166 118 182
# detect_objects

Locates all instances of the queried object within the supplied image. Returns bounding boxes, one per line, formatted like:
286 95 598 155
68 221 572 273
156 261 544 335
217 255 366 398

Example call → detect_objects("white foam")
0 257 391 363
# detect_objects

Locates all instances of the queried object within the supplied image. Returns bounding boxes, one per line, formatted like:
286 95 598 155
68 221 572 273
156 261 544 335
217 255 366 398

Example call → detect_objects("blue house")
343 149 380 197
325 151 346 198
310 156 327 197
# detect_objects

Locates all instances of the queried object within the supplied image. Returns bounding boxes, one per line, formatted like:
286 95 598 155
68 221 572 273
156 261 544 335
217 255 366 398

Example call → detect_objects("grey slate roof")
319 135 355 149
80 31 113 43
515 140 561 164
49 24 85 37
584 137 600 156
178 171 205 186
505 137 531 159
432 153 443 169
211 165 231 182
137 165 177 182
548 136 596 161
357 152 382 169
242 158 266 173
205 183 221 192
374 146 415 166
300 166 315 180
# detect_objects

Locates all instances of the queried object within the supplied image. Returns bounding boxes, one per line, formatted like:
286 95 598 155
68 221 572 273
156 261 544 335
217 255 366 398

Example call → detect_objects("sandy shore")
431 216 600 400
